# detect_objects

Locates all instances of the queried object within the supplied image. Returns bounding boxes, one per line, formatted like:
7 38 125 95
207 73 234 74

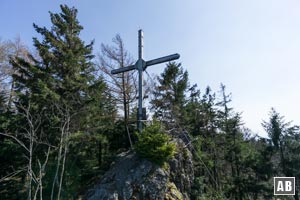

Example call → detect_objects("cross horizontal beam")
111 53 180 74
111 64 136 74
145 53 180 69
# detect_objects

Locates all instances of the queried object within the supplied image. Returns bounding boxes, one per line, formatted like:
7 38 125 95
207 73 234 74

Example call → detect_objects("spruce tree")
33 5 95 113
151 62 189 128
262 109 300 200
9 5 113 199
11 4 101 135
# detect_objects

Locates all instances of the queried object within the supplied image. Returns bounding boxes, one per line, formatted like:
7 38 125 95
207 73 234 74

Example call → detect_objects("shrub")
135 122 176 165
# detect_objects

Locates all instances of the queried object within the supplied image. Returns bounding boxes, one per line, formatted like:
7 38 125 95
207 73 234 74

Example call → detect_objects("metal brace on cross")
111 29 180 133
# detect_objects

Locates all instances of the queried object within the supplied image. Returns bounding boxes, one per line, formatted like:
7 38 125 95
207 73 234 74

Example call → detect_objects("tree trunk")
51 129 64 200
27 132 33 200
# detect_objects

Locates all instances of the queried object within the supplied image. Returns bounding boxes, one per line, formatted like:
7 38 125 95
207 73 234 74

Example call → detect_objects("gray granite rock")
85 139 194 200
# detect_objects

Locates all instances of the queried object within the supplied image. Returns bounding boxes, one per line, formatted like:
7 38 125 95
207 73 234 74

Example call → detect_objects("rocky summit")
85 140 194 200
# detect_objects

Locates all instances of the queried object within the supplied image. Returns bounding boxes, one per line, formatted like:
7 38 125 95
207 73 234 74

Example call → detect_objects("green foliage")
151 62 189 128
1 5 117 200
0 139 26 199
187 84 278 200
135 122 176 165
65 132 109 196
105 120 133 151
2 4 300 200
262 108 288 148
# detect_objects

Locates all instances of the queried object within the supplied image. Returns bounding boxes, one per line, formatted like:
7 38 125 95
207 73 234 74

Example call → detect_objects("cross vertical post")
137 30 144 133
111 29 180 134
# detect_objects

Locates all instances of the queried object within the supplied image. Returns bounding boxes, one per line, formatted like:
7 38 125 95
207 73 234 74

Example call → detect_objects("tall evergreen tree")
151 62 189 129
11 4 100 137
262 108 300 200
8 5 114 199
217 84 244 200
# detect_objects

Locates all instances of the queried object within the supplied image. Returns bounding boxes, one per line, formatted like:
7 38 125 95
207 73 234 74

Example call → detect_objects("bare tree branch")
0 132 29 152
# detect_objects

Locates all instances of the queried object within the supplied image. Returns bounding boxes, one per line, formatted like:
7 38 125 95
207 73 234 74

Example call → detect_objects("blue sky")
1 0 300 137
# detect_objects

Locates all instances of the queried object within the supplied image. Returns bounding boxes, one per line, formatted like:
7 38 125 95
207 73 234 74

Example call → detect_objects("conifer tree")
11 4 101 136
9 5 113 199
262 109 300 200
151 62 189 129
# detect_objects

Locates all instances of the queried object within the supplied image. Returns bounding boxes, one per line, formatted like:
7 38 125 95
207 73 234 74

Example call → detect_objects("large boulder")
85 139 194 200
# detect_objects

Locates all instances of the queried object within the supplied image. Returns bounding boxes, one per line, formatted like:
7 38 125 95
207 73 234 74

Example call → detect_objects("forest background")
1 2 300 200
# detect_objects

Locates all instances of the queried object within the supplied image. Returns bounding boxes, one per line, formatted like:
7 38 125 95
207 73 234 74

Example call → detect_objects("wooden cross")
111 30 180 133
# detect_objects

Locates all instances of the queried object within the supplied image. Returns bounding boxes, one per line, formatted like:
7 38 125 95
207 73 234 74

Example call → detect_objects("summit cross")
111 30 180 133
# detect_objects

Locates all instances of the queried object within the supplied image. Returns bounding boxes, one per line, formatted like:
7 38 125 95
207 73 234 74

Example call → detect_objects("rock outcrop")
85 139 194 200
